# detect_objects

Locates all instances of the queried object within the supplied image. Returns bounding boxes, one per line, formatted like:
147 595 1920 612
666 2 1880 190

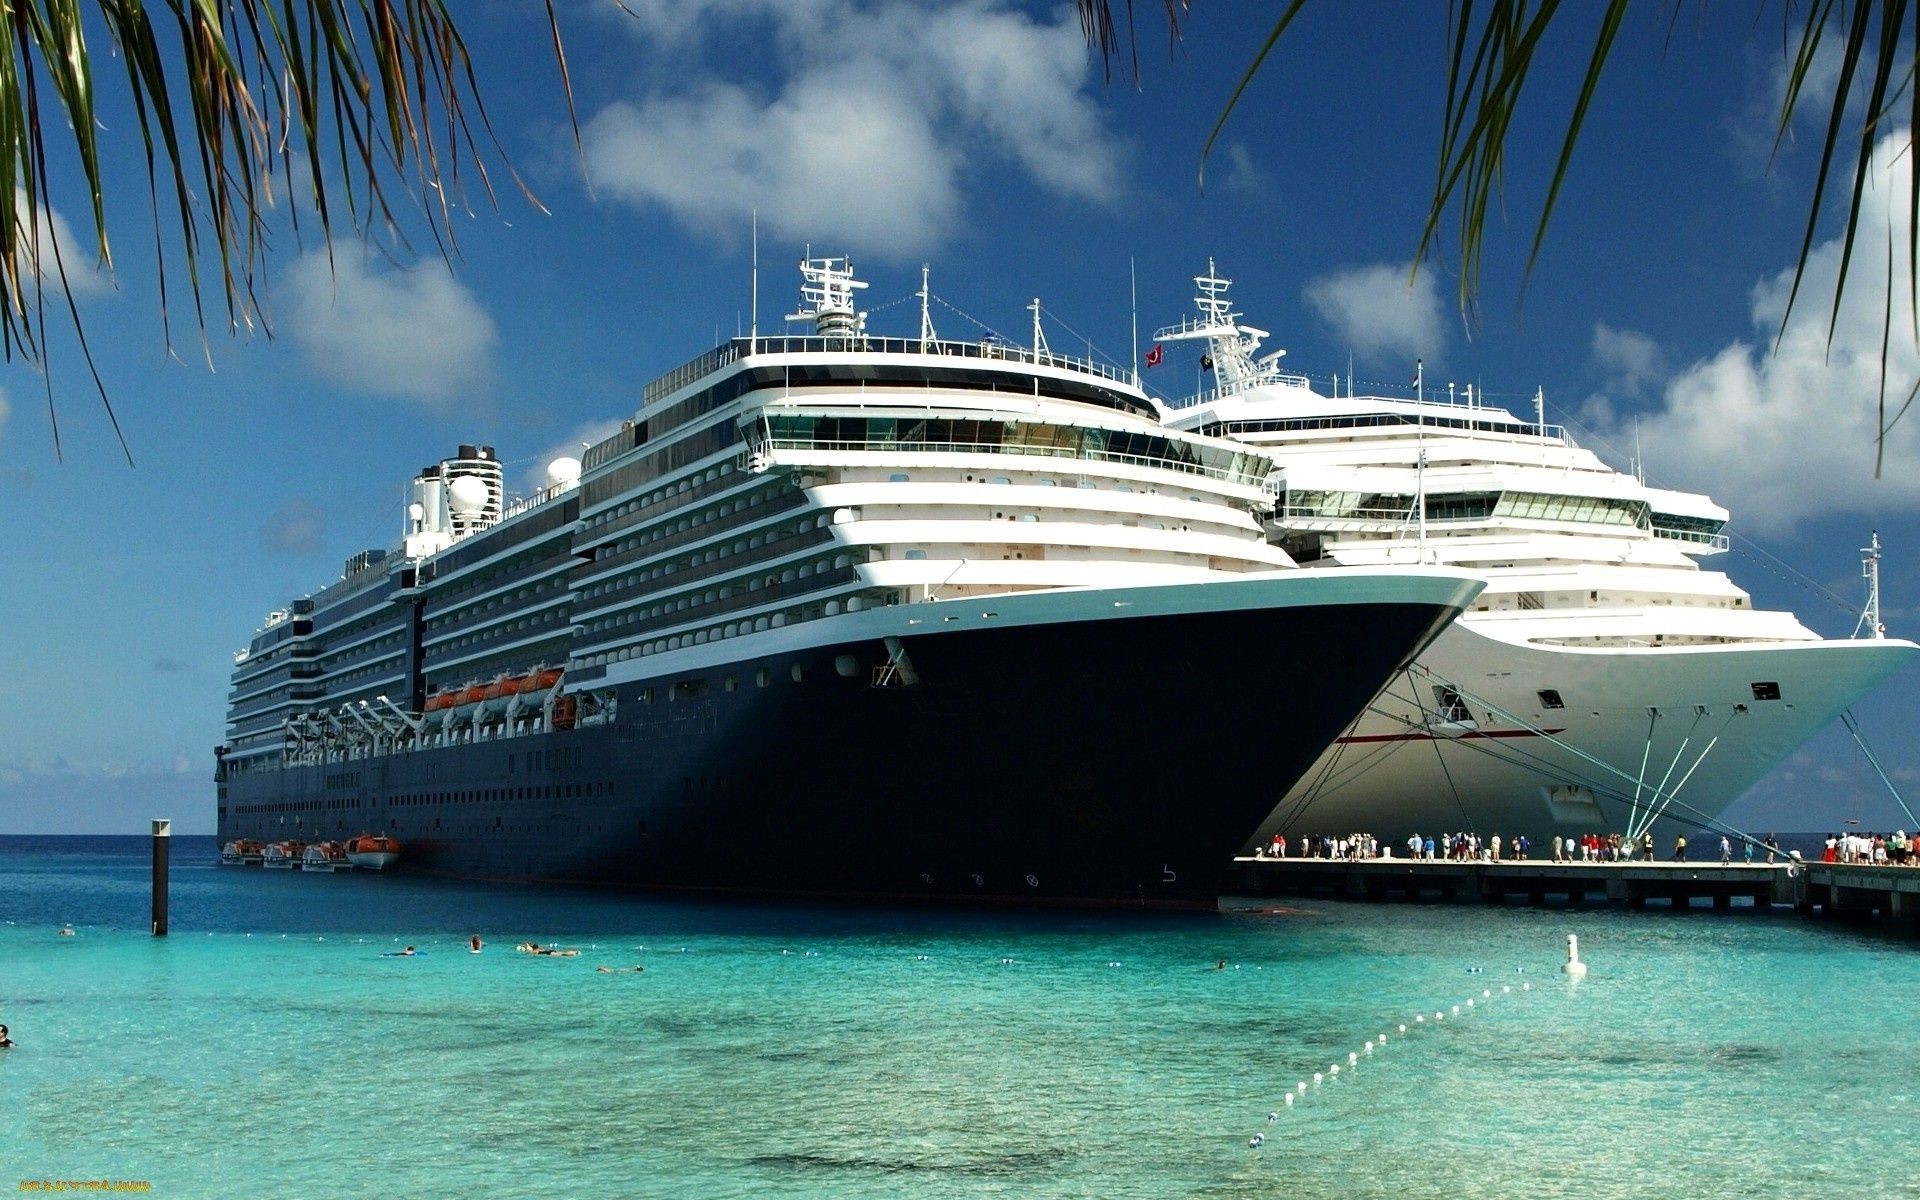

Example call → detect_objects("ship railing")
1168 374 1315 408
1652 527 1731 552
641 335 1133 410
751 431 1270 489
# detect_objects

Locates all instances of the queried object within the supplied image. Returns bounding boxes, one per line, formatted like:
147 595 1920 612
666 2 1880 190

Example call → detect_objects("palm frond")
0 0 573 460
1080 1 1920 472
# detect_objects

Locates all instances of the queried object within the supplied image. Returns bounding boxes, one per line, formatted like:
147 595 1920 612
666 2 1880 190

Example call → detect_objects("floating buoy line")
1245 948 1565 1155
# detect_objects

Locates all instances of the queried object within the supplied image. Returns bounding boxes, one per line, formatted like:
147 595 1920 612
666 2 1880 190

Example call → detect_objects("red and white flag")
1144 344 1163 368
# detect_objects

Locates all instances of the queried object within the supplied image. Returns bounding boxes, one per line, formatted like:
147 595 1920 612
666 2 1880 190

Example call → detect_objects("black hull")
219 599 1457 909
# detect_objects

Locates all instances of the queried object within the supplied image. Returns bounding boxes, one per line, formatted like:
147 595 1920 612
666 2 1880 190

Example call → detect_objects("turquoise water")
3 837 1916 1198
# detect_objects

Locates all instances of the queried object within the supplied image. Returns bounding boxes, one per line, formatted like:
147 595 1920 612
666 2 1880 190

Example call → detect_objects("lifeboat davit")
345 833 402 871
262 840 306 869
301 842 349 872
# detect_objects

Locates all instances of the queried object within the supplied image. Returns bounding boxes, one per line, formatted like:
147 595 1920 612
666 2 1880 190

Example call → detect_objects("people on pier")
1720 836 1732 864
1674 835 1688 862
1765 833 1779 864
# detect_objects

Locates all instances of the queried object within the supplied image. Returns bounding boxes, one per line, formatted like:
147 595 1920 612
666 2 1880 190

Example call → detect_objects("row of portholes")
577 527 854 624
428 576 565 635
581 554 861 636
576 592 868 669
581 515 825 603
432 610 565 655
602 483 781 558
586 464 734 531
597 511 835 592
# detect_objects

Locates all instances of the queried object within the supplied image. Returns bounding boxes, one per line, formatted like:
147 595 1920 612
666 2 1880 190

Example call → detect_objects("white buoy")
1284 1094 1294 1106
1466 999 1474 1008
1414 1015 1424 1023
1452 1005 1460 1014
1363 1043 1374 1055
1523 982 1532 991
1564 933 1589 978
1398 1023 1407 1033
1329 1064 1340 1076
1313 1072 1323 1084
1502 985 1511 994
1435 1012 1444 1021
1483 989 1491 998
1297 1082 1307 1094
1348 1052 1358 1065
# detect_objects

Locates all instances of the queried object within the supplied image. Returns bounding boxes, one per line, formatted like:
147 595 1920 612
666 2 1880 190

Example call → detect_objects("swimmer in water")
596 965 646 973
401 946 417 956
0 1024 14 1048
1216 960 1228 971
58 925 74 937
470 933 483 953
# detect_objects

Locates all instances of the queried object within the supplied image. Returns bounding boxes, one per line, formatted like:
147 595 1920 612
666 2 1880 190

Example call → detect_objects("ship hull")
219 573 1478 909
1255 618 1916 847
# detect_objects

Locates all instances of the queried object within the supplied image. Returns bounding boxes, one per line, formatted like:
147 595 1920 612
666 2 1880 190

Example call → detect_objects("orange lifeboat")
263 840 306 869
526 668 562 692
459 682 488 706
425 691 456 712
220 839 265 866
301 842 349 872
345 833 402 871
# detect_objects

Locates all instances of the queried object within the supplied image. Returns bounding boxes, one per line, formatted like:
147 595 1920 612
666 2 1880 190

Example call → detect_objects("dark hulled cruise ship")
215 259 1482 907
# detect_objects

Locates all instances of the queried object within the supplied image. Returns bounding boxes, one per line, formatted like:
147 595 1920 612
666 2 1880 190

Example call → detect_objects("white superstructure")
1156 262 1916 844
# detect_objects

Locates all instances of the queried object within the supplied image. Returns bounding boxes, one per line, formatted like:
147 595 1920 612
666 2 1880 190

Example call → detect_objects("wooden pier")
1221 856 1850 913
1798 863 1920 924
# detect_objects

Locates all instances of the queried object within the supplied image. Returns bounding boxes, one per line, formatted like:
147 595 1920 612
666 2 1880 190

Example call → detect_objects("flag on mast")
1144 344 1163 368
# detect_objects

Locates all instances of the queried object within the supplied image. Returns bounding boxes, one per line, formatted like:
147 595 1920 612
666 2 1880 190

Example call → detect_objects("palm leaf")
0 0 576 460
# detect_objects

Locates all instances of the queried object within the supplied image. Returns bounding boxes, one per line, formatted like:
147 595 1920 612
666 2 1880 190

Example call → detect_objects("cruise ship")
214 258 1483 908
1154 263 1916 846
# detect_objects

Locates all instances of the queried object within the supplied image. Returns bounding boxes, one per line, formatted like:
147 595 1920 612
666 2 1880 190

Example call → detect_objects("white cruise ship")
215 257 1483 908
1154 263 1916 846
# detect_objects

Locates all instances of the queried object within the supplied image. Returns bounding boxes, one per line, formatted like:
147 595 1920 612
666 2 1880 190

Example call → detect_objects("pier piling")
151 818 170 937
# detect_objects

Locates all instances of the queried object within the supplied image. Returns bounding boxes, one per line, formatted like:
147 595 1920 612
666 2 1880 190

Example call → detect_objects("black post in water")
151 818 170 937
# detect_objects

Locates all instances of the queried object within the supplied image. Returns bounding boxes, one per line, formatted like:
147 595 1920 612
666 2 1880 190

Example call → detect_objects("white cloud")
580 0 1124 257
1598 130 1920 536
1218 143 1275 196
1301 263 1447 366
13 189 112 298
584 70 960 256
1590 322 1667 396
279 252 495 403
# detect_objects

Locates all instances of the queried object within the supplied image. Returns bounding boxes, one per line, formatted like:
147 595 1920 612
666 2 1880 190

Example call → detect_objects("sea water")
2 836 1915 1199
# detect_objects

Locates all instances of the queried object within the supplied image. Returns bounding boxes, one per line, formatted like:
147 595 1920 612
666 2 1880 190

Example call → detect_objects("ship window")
890 473 910 482
1430 686 1471 724
991 477 1010 485
757 667 771 688
791 663 809 683
1751 681 1781 701
905 549 927 560
1537 689 1564 710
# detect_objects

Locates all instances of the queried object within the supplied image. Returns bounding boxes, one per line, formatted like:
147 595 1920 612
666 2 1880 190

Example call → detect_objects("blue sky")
1 0 1915 835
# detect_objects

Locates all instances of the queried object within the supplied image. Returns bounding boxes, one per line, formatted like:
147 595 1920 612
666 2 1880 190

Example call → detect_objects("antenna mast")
918 264 936 349
750 210 759 349
1857 530 1886 639
1029 298 1048 360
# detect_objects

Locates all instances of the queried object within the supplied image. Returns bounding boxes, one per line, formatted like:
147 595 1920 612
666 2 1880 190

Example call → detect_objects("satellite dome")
545 456 583 488
447 474 490 515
